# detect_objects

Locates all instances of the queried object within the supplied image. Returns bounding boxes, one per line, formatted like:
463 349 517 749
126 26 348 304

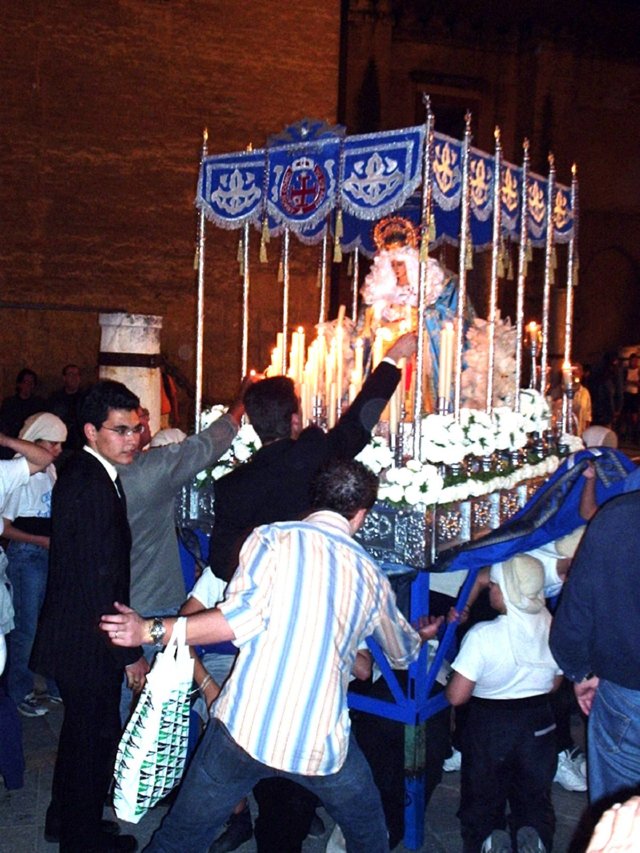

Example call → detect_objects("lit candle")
526 321 538 348
562 360 573 392
353 338 364 391
438 323 454 402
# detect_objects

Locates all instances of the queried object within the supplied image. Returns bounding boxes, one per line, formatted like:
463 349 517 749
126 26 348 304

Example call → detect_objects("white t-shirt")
0 457 30 534
2 464 57 523
452 616 560 699
188 567 226 609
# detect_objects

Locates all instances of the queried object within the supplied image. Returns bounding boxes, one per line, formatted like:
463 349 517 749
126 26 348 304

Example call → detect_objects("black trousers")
459 695 557 853
48 666 122 852
253 778 316 852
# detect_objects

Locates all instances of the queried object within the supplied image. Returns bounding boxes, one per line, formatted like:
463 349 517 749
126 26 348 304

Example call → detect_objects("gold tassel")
465 237 474 270
522 259 528 279
334 209 344 240
549 266 555 285
428 214 436 243
551 246 558 269
236 237 243 264
497 253 505 279
526 240 533 262
193 246 199 271
239 257 244 277
419 232 428 262
260 218 269 263
277 257 284 283
347 254 353 276
333 239 342 264
507 252 515 280
572 257 579 287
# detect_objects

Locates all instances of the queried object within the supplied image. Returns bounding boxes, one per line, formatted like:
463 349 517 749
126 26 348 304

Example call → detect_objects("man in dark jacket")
32 380 147 852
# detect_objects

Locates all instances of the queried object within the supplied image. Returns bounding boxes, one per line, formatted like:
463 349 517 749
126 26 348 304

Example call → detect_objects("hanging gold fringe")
193 246 199 271
572 257 580 287
551 245 558 270
335 209 344 240
333 239 343 264
419 231 429 262
277 256 284 283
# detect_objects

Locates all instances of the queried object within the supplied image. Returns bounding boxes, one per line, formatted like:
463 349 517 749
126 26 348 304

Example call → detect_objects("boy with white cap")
446 554 563 853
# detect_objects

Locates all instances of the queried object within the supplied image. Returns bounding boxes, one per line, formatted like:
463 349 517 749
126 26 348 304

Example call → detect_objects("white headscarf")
490 556 556 669
19 412 67 443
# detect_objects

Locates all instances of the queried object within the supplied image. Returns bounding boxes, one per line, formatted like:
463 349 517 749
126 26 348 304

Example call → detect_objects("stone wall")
0 1 341 425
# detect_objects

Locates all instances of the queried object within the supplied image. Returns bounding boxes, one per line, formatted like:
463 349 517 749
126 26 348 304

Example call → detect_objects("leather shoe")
209 805 253 852
44 817 121 844
101 833 138 852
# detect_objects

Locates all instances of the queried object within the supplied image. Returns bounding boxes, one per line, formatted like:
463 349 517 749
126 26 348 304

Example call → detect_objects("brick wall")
0 1 341 423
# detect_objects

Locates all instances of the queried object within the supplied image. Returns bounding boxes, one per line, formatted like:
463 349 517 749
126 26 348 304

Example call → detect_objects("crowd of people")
1 341 639 853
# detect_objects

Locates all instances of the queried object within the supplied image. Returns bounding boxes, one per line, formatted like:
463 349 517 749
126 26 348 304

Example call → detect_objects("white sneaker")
480 829 512 852
516 826 546 852
443 747 462 772
554 748 587 792
326 823 346 853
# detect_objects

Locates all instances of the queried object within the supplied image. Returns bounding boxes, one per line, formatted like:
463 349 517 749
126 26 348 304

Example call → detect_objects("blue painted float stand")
347 562 480 850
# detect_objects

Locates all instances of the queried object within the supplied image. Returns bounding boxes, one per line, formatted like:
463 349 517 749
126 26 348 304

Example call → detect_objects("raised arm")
0 432 53 473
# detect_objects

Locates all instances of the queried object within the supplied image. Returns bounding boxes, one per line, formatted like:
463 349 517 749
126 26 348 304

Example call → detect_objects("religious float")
184 98 595 848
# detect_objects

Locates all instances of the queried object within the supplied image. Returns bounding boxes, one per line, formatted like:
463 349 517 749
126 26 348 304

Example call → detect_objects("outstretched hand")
415 614 445 642
385 332 417 362
100 602 148 647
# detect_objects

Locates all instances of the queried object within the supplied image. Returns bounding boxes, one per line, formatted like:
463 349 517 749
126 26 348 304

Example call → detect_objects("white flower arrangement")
196 407 262 484
518 388 552 434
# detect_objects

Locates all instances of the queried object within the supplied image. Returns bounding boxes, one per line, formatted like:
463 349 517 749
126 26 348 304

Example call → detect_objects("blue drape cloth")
433 448 635 574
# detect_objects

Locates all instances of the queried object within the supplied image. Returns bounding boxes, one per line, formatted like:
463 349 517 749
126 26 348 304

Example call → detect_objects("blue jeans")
6 542 59 703
589 679 640 808
145 720 390 853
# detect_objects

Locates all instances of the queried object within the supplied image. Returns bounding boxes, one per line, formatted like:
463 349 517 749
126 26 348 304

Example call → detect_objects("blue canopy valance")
196 120 574 257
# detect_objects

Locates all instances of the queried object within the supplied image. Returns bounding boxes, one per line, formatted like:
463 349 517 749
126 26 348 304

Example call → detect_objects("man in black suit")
31 380 147 853
208 332 415 853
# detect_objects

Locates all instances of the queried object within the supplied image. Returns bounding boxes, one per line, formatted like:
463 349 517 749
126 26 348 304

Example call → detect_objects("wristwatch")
149 617 166 648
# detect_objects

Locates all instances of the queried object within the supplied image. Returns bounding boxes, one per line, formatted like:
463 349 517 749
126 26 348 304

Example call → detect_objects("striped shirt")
215 510 421 775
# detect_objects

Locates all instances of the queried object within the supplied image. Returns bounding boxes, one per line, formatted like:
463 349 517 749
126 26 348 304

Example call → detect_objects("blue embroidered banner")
500 162 522 241
553 183 574 244
341 125 424 220
527 174 548 247
266 138 339 232
468 148 494 249
197 151 265 229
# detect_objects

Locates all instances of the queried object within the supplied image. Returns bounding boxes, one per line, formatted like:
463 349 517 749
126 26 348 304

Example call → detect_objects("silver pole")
412 94 435 460
241 221 250 377
562 164 579 429
318 230 328 325
540 154 556 397
351 247 360 322
195 128 208 433
514 140 530 412
281 228 290 374
485 127 502 413
453 112 472 420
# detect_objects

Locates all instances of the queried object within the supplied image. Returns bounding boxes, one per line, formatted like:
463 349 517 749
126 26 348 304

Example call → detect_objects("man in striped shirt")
102 459 442 853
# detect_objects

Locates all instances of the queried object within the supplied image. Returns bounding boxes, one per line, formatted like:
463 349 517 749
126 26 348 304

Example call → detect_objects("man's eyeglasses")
101 424 145 437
